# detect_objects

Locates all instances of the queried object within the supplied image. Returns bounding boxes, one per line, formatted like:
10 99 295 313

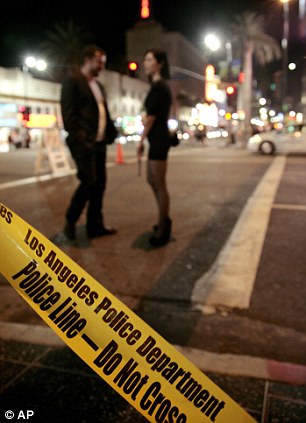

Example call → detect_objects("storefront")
0 104 20 152
0 102 58 152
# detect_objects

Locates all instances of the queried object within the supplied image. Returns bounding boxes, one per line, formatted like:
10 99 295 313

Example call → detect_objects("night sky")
0 0 303 68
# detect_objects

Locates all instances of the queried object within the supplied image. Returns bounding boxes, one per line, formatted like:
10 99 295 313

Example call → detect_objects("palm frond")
231 11 281 66
39 19 94 81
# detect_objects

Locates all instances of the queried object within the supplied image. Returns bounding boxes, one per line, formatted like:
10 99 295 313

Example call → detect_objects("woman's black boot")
149 218 172 247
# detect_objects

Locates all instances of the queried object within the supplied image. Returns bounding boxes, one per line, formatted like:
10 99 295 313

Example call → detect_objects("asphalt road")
1 142 305 364
1 142 306 421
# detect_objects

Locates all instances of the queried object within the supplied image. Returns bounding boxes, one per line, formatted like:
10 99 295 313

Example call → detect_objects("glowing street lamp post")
24 56 47 72
22 56 47 114
23 56 47 92
204 34 237 141
204 34 232 66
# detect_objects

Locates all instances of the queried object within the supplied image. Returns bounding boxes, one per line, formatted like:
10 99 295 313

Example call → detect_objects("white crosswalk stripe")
191 156 287 311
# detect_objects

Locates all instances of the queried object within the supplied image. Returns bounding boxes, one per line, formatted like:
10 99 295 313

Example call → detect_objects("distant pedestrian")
137 49 173 247
60 45 117 240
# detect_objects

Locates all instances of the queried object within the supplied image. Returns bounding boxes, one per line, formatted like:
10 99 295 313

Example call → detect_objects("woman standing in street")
137 49 173 247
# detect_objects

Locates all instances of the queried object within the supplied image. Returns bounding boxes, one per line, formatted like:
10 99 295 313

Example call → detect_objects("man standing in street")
61 45 118 240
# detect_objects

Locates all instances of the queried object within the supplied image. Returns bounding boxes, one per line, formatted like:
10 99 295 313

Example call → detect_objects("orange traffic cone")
115 142 125 164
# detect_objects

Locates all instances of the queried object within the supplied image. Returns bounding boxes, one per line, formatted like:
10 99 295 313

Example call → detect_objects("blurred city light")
128 61 138 71
204 33 232 64
168 119 179 131
25 56 36 68
296 112 303 123
141 0 150 19
288 62 296 70
226 85 235 95
36 59 47 71
204 34 221 52
24 56 47 72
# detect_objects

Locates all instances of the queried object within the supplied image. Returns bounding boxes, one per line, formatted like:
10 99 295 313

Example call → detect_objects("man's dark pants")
66 141 107 232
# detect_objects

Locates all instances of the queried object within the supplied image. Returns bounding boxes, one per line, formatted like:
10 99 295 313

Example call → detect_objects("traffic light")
18 106 31 122
225 85 237 109
128 61 138 77
226 85 235 95
238 71 244 84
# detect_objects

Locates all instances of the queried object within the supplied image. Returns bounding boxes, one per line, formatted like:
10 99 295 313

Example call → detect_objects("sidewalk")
1 333 305 422
0 148 306 422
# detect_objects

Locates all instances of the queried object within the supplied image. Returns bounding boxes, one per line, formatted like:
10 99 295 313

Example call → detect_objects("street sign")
34 128 71 175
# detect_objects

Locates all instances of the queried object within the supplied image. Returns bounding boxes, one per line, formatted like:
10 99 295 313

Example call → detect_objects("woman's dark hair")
145 49 170 80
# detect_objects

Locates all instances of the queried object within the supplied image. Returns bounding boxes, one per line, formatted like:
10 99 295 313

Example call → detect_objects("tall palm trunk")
241 41 254 145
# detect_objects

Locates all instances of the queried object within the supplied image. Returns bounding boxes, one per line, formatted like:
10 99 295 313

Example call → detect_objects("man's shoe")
87 226 117 239
63 222 76 240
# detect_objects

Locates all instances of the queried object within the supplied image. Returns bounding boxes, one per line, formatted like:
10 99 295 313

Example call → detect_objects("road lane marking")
192 156 286 311
273 203 306 211
0 159 144 190
0 148 265 191
0 170 76 190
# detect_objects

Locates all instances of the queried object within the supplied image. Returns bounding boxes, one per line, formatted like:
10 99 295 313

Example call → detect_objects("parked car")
247 125 306 155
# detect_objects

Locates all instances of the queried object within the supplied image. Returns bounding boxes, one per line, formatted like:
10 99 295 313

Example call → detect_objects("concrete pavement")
0 144 305 422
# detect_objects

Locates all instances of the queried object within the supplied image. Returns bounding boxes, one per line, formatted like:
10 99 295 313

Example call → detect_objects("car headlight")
248 135 261 144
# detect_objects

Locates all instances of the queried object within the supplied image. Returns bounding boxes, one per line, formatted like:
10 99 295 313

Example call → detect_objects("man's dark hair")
81 45 106 63
145 49 170 80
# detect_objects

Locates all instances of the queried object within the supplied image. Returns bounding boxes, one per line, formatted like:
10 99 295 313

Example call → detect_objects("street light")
24 56 47 72
280 0 290 103
204 34 221 52
22 56 47 113
204 33 232 64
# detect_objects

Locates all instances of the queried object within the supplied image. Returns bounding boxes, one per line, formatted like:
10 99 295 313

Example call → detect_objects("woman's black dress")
144 80 172 160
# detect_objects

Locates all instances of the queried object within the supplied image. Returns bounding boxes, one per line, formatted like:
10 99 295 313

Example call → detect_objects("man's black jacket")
60 72 117 146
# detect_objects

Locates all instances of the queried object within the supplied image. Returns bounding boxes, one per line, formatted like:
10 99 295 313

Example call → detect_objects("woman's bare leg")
147 159 170 236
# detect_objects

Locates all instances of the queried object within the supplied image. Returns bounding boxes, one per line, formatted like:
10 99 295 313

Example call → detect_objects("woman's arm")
138 114 156 157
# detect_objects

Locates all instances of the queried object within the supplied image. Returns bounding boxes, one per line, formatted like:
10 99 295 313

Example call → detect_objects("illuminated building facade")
126 12 206 114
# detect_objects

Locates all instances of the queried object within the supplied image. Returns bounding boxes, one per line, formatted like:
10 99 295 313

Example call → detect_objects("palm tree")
231 12 281 144
40 20 93 81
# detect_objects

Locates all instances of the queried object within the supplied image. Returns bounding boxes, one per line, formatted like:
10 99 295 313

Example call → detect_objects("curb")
1 321 305 386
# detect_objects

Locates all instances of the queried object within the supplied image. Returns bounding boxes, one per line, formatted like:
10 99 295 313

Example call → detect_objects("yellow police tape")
0 203 256 423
